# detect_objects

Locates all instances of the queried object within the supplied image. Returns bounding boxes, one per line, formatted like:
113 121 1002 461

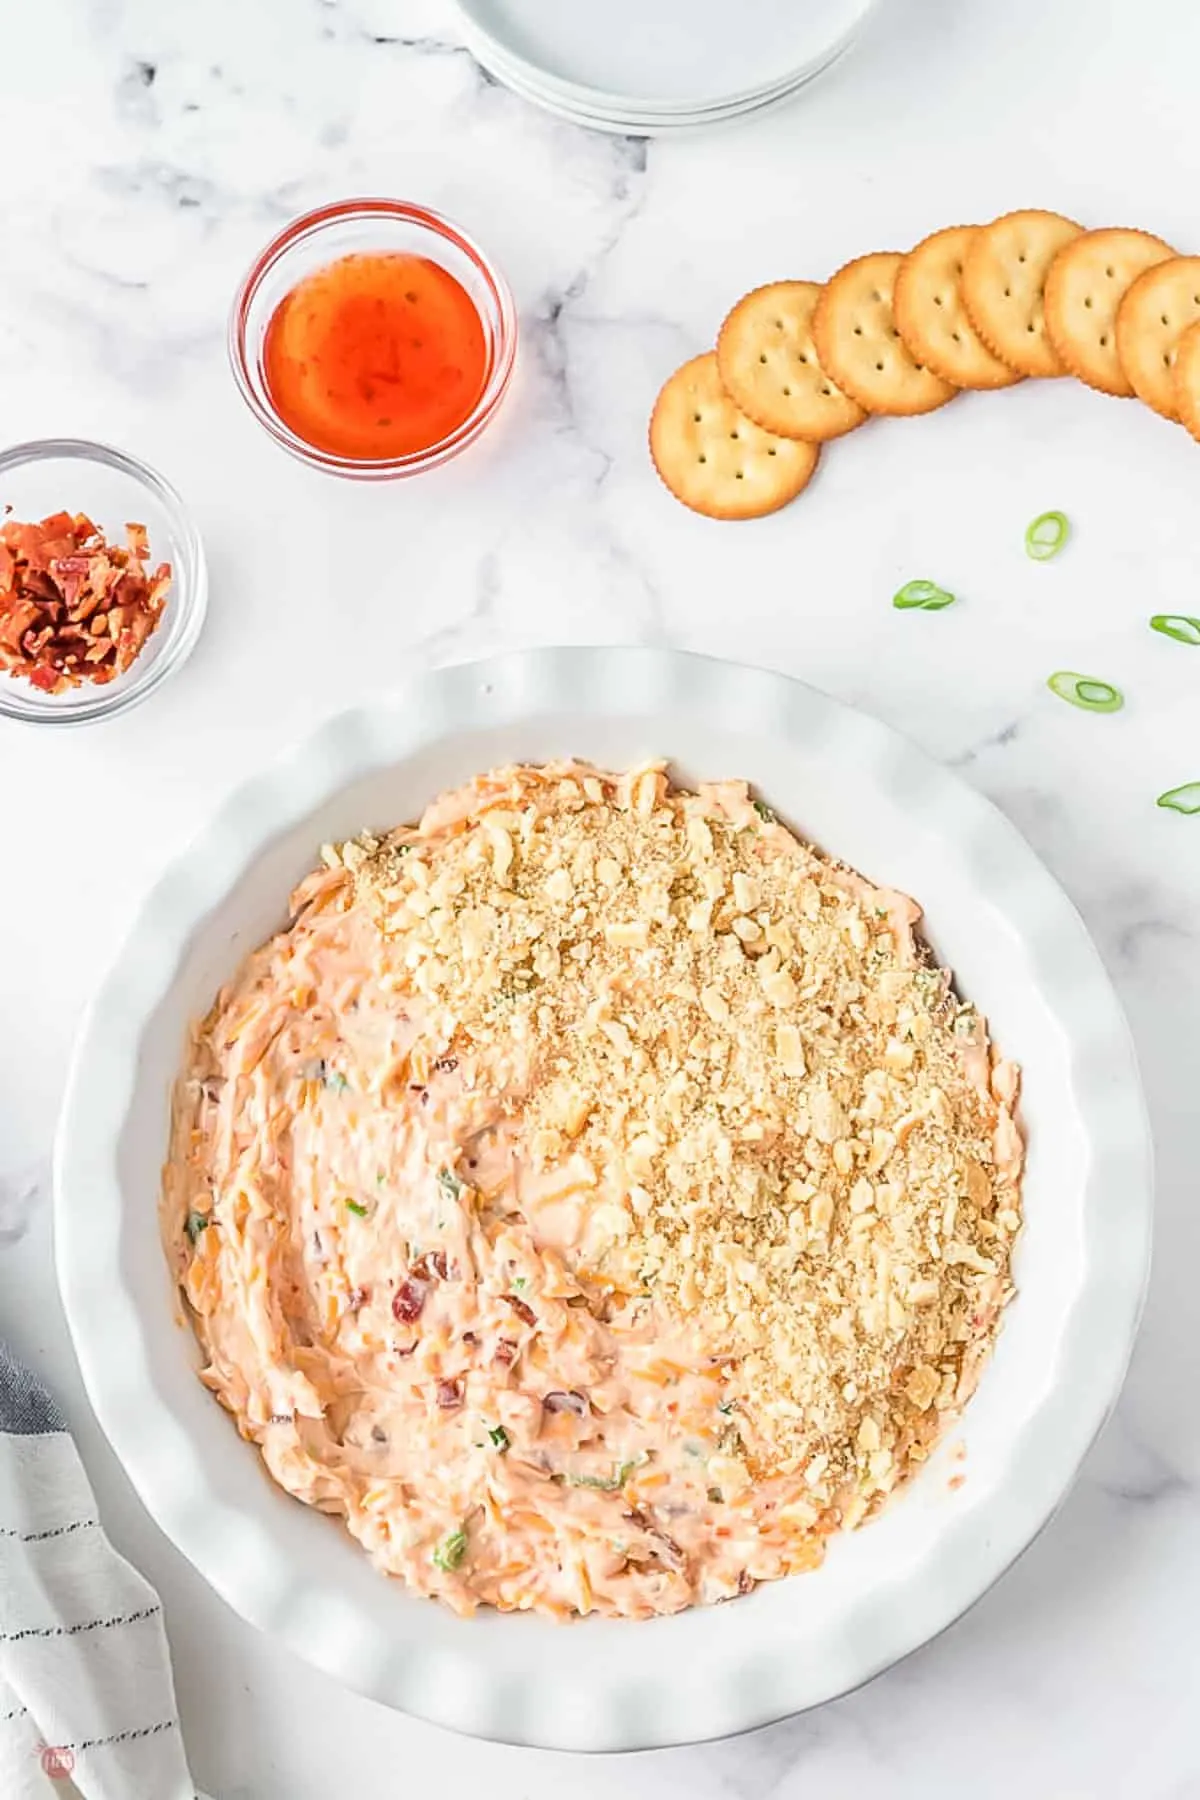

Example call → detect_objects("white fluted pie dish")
54 647 1151 1749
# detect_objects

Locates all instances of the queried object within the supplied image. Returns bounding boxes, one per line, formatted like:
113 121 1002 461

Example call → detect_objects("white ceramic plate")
457 17 838 119
452 0 876 114
458 21 853 137
55 648 1151 1750
463 58 823 139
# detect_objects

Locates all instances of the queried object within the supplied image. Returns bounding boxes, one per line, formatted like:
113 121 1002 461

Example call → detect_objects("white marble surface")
2 0 1199 1793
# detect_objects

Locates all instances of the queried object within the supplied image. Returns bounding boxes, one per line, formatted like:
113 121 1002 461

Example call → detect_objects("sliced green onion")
752 799 776 821
185 1211 210 1244
344 1198 368 1218
1046 671 1124 713
488 1425 510 1452
324 1070 349 1093
561 1453 647 1492
1150 613 1200 646
1025 511 1070 561
1156 781 1200 814
511 1275 527 1290
436 1168 464 1201
893 579 956 611
432 1527 468 1572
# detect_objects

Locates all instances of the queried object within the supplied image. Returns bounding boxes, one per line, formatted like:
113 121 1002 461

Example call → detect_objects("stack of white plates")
450 0 878 136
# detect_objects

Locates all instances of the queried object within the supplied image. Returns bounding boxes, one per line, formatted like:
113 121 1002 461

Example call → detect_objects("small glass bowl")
0 439 208 728
229 197 518 480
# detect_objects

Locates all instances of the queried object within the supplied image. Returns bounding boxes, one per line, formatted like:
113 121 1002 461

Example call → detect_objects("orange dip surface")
263 252 488 460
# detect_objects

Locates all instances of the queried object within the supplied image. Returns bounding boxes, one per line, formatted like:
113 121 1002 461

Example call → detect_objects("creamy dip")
163 763 1021 1619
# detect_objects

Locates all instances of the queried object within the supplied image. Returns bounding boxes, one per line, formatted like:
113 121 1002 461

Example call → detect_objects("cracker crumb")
351 762 1022 1511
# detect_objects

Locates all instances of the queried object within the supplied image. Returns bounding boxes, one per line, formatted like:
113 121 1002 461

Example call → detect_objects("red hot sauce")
263 252 488 461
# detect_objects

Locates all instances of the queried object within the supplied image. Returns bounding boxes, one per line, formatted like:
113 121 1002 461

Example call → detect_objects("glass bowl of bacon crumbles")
0 439 207 725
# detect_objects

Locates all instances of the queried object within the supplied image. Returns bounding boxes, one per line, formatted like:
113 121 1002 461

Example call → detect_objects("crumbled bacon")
0 510 171 694
494 1338 518 1366
504 1292 536 1326
436 1378 464 1409
411 1249 450 1282
392 1279 427 1322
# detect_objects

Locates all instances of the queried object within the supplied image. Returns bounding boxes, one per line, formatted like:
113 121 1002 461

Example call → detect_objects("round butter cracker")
961 209 1084 378
649 352 820 520
893 225 1022 391
811 252 958 417
1115 255 1200 420
1171 318 1200 444
716 281 866 443
1044 227 1175 396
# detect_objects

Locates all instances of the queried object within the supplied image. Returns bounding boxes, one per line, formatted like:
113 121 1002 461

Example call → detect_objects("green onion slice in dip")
1149 613 1200 646
185 1211 209 1244
432 1528 468 1572
1025 511 1070 561
561 1453 647 1492
1046 671 1124 713
344 1198 368 1218
893 579 956 611
1156 781 1200 814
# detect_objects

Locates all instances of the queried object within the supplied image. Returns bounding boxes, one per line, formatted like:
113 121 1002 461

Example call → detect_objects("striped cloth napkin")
0 1340 204 1799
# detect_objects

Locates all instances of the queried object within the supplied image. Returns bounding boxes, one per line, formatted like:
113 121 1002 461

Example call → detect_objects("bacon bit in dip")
504 1292 537 1326
0 511 171 694
392 1279 427 1323
436 1378 464 1410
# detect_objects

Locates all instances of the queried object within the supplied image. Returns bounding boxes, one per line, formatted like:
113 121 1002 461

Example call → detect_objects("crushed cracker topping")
348 761 1022 1511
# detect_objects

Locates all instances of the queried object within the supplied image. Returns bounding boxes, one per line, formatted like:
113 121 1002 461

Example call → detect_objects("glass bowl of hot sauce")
229 198 517 479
